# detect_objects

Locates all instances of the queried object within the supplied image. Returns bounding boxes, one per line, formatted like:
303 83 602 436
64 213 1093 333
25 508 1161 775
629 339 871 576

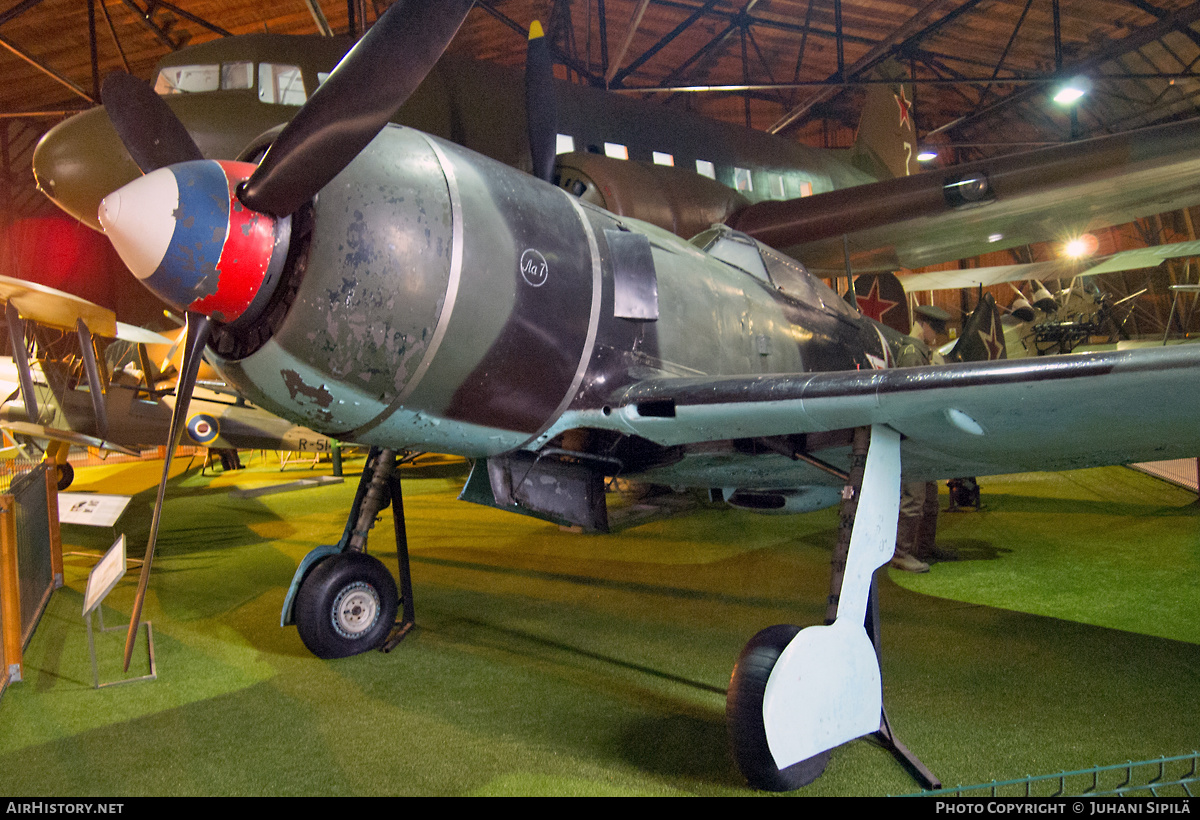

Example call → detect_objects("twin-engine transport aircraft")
35 0 1200 793
32 18 908 243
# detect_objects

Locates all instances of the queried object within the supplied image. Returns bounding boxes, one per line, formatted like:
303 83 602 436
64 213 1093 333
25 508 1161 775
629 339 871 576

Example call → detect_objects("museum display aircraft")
31 0 1200 793
0 274 334 488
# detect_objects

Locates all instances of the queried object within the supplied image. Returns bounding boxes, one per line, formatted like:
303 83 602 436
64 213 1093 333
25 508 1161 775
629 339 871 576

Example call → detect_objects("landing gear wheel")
55 462 74 491
726 624 832 791
294 552 398 659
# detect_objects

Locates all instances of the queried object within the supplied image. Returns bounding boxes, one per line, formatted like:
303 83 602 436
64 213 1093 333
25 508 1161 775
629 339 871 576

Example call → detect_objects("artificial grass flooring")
0 456 1197 796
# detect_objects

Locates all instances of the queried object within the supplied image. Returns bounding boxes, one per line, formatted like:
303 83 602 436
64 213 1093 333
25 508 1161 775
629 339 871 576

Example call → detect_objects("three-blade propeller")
99 0 473 670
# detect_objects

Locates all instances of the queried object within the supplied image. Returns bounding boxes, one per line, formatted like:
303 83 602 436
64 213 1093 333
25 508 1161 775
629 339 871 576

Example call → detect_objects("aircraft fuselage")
34 34 879 235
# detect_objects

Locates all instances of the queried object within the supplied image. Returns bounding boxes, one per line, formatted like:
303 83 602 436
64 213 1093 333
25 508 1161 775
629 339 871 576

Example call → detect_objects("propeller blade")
124 311 211 670
75 319 109 441
6 302 38 424
525 20 559 184
101 72 203 174
238 0 473 217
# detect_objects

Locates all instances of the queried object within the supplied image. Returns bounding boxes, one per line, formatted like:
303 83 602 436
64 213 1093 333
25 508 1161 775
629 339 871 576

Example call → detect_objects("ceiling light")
1063 233 1098 259
1053 77 1090 105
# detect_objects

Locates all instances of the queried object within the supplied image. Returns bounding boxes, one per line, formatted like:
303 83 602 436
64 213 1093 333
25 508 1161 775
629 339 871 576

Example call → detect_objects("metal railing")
1131 458 1200 493
904 752 1199 797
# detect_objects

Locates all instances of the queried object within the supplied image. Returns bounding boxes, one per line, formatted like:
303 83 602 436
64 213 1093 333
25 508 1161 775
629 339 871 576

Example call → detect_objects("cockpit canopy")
690 225 860 319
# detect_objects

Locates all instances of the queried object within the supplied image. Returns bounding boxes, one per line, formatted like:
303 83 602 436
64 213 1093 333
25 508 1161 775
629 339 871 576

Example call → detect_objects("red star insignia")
855 277 900 322
977 310 1005 360
895 87 912 130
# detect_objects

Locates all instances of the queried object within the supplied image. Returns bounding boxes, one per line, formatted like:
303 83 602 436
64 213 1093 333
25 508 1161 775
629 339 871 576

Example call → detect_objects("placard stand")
82 535 156 689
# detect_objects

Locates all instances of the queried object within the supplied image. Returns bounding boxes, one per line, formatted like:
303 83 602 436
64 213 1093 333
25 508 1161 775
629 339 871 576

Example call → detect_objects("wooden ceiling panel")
0 1 1195 167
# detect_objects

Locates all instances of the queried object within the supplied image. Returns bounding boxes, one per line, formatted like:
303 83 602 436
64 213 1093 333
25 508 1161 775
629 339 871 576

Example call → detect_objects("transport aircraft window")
220 62 253 91
556 134 575 154
259 64 307 106
734 167 754 193
695 160 716 179
154 64 220 94
653 152 675 167
768 173 785 199
604 142 629 160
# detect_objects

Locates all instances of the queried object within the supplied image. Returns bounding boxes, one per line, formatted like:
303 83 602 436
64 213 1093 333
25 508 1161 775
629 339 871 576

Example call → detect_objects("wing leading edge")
897 239 1200 291
585 345 1199 482
727 117 1200 275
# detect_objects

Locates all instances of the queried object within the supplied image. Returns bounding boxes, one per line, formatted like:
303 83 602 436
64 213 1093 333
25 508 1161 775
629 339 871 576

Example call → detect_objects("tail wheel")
294 552 398 659
726 624 831 791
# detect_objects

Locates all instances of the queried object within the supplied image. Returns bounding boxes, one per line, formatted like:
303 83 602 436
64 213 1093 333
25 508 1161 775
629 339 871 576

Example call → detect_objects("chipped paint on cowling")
208 130 455 434
281 369 334 408
217 337 387 432
281 128 453 404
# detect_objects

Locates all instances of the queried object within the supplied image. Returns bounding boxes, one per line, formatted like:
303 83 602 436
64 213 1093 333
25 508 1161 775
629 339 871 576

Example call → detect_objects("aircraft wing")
0 275 176 345
897 239 1200 291
0 274 118 337
727 118 1200 275
0 420 141 456
598 345 1199 482
114 322 173 345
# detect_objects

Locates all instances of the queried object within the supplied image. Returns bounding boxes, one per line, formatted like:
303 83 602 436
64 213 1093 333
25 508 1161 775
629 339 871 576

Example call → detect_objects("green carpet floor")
0 456 1196 796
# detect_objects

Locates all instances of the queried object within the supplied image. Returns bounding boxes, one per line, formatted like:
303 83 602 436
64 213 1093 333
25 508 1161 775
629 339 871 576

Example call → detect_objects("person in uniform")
891 304 952 573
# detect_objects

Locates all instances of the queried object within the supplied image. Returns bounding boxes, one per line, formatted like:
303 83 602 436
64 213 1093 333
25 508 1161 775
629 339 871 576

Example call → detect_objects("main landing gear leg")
381 455 415 651
864 575 940 790
727 425 937 791
290 447 415 659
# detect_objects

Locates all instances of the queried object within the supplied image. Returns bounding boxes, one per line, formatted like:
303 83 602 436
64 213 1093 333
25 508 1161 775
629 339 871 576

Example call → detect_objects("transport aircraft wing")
727 119 1200 275
26 0 1200 292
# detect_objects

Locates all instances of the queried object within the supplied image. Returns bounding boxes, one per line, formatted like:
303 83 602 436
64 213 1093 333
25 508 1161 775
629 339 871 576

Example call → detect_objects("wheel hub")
330 581 379 639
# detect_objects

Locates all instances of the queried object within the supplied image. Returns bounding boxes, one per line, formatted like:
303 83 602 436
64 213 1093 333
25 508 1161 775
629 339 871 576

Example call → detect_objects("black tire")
726 624 832 791
55 462 74 491
294 552 398 659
